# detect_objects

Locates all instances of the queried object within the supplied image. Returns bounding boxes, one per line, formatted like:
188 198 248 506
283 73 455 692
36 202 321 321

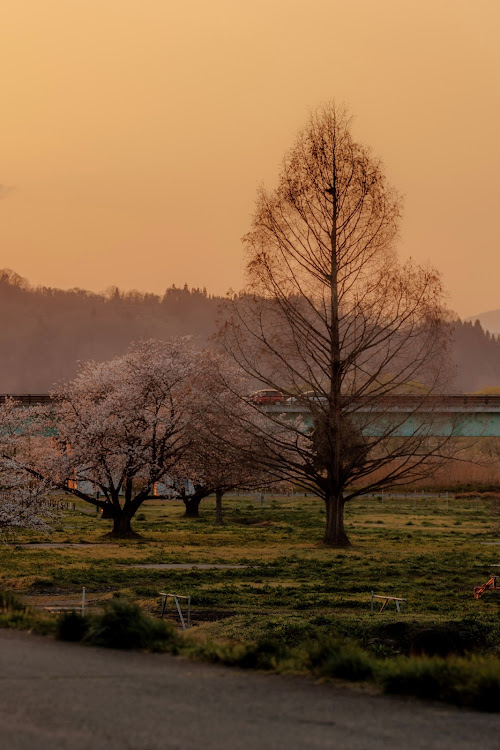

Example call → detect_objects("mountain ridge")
466 308 500 336
0 269 498 393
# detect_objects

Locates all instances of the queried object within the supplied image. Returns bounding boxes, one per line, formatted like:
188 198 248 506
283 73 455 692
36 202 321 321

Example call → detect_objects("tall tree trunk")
324 493 351 547
215 490 223 525
110 511 139 538
326 154 346 547
101 503 114 519
183 496 202 518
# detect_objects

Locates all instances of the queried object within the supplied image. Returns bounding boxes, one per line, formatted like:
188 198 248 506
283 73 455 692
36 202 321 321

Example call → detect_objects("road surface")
0 629 497 749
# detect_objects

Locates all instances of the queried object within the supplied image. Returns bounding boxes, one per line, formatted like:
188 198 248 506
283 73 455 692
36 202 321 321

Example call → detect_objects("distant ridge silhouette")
466 309 500 336
0 269 498 392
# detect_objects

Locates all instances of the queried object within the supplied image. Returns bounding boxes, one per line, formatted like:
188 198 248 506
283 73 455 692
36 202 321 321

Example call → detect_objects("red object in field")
474 575 498 600
248 389 285 405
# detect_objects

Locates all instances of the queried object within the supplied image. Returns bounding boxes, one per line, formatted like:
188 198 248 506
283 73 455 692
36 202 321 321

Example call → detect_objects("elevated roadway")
3 394 500 437
263 394 500 437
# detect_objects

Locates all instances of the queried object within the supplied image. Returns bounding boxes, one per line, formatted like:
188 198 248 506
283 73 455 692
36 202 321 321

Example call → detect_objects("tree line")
0 269 497 394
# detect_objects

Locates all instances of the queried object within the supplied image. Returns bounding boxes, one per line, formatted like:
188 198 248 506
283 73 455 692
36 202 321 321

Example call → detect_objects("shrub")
304 638 375 681
238 638 290 670
379 655 500 711
57 611 89 642
380 656 460 701
181 636 289 671
84 598 177 650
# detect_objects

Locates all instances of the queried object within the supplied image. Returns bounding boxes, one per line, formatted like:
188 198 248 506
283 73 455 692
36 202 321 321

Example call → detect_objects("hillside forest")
0 269 498 394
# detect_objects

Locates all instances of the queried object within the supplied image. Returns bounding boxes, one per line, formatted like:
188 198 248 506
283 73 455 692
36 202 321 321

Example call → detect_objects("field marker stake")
159 593 191 629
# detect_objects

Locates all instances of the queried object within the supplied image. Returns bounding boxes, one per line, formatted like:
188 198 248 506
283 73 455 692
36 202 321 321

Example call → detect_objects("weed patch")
83 597 178 650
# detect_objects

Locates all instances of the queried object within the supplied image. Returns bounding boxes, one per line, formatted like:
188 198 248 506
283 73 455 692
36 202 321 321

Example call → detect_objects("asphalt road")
0 629 497 750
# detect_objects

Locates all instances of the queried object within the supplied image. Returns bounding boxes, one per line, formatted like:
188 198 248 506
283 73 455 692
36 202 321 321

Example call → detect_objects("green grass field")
1 491 499 709
1 491 498 650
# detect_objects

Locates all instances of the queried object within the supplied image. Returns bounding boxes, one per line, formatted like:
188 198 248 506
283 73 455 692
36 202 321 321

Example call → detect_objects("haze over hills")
466 309 500 336
0 269 499 394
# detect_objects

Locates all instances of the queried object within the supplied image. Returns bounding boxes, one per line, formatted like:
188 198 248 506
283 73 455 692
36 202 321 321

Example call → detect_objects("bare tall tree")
221 103 453 547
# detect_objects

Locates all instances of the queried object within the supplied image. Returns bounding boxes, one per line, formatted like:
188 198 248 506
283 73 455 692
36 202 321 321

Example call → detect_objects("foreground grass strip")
52 598 500 712
379 654 500 712
1 592 498 712
0 590 56 636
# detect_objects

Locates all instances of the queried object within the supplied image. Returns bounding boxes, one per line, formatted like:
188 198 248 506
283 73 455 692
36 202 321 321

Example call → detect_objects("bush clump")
182 636 290 671
56 598 178 650
304 637 375 681
57 611 90 642
83 598 177 650
380 655 500 711
238 638 290 670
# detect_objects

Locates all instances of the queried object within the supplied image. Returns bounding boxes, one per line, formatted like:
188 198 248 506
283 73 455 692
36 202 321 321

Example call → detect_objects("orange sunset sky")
0 0 499 317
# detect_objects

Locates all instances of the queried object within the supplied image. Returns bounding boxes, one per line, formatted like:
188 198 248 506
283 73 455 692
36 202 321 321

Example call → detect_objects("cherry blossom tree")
0 339 205 537
0 475 57 536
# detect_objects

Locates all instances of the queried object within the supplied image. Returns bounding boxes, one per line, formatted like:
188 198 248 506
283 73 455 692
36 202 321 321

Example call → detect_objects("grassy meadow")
0 491 498 644
1 491 499 709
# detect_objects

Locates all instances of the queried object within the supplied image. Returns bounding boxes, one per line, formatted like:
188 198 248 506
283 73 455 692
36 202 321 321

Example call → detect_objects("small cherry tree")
176 408 263 523
0 339 204 537
172 357 266 521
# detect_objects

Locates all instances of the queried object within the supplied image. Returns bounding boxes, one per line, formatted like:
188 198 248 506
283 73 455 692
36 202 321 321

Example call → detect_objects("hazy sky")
1 0 499 317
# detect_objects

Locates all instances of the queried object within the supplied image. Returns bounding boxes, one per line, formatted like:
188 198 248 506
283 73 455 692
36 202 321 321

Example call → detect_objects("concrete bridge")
263 394 500 437
2 394 500 437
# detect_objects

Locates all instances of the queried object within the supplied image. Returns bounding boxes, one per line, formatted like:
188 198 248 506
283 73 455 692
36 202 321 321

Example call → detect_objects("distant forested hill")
466 309 500 336
0 270 220 391
451 318 500 391
0 269 498 393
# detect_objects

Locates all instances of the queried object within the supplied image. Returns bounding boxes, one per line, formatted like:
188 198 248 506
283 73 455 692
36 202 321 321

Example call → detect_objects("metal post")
370 591 374 614
174 596 186 630
187 596 191 629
